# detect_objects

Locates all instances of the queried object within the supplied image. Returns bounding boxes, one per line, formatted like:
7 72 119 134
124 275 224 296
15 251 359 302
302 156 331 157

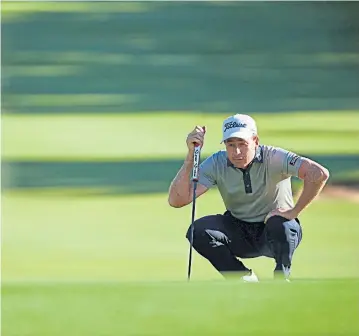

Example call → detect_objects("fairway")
3 111 359 160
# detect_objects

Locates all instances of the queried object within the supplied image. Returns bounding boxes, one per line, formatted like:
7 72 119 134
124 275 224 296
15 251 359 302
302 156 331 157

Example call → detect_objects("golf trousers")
186 210 302 277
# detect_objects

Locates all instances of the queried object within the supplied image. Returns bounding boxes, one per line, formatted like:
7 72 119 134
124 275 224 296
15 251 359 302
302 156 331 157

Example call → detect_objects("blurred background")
2 2 359 336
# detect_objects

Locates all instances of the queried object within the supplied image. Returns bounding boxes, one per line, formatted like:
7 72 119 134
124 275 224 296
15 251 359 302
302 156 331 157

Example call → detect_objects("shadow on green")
3 154 358 195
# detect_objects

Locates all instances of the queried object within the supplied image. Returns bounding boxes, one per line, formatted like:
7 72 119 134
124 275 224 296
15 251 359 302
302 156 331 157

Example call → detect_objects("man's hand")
186 126 206 152
264 208 298 224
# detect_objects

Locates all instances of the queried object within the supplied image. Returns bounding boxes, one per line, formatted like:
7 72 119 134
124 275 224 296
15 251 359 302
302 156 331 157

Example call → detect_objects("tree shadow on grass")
2 154 358 196
2 2 359 114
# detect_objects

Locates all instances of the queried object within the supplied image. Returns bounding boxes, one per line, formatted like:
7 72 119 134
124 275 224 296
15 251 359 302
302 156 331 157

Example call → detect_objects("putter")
187 126 206 281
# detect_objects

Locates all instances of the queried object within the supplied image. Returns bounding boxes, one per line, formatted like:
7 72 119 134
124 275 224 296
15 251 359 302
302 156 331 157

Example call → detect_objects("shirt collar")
226 145 263 167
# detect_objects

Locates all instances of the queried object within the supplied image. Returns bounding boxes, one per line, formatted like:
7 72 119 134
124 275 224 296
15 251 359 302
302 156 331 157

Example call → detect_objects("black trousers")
186 211 302 277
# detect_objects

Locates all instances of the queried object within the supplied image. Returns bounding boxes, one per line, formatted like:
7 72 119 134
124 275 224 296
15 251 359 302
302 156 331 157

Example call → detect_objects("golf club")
187 126 206 281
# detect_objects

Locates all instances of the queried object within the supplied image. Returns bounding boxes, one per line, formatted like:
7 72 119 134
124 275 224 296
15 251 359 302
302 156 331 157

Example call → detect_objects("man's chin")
232 160 247 169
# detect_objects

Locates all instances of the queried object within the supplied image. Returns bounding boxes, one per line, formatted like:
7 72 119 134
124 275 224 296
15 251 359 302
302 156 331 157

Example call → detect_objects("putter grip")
191 126 206 182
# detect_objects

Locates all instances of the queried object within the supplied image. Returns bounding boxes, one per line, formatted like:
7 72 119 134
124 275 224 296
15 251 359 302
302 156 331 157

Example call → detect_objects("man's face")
225 136 259 169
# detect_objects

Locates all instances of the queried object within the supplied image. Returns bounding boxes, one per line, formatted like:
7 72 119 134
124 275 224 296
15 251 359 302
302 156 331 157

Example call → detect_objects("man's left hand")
264 208 298 224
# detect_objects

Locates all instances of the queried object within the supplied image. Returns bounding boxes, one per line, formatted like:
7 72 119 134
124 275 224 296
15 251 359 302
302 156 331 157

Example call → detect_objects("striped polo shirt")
198 145 303 222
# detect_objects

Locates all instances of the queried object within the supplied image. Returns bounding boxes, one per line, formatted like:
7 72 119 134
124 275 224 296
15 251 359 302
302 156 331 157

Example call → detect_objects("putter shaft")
187 180 198 280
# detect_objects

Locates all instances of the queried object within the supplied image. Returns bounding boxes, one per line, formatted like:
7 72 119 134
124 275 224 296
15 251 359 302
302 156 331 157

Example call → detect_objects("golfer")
168 114 329 282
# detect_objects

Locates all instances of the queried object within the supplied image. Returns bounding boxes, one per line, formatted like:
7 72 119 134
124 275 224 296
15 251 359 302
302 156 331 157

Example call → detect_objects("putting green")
2 279 359 336
2 190 359 282
2 190 359 335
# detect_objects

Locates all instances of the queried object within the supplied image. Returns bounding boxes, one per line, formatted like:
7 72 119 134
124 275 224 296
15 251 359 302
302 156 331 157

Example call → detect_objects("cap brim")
220 130 253 143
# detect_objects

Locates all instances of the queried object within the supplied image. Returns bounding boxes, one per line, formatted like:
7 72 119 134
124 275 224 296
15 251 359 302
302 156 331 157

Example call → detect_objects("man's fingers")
191 130 205 138
190 131 204 137
195 125 205 133
189 133 204 143
191 134 203 141
264 210 278 223
186 125 206 150
265 208 294 223
191 137 203 146
186 134 203 147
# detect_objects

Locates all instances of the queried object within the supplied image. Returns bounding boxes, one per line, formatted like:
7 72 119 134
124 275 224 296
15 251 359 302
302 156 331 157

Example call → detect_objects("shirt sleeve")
197 154 217 188
269 146 304 177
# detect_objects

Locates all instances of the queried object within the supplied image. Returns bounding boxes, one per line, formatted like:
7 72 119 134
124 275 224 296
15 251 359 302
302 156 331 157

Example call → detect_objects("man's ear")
254 136 259 146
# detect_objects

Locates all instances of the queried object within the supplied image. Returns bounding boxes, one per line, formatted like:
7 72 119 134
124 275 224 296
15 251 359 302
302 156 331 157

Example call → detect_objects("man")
168 114 329 282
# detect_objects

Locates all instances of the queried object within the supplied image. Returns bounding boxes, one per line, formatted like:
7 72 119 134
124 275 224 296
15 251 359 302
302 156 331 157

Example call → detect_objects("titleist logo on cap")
224 121 247 132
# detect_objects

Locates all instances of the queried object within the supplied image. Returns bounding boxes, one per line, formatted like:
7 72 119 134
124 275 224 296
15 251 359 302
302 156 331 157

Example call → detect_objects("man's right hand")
186 126 206 152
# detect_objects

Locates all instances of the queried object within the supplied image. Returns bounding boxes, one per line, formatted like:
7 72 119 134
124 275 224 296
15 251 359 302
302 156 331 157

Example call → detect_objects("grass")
334 169 359 183
2 3 359 334
2 191 359 283
1 2 150 15
2 191 359 335
2 108 358 334
3 111 359 160
2 280 359 336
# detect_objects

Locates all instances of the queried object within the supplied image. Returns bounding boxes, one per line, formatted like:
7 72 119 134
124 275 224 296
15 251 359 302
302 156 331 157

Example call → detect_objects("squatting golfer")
168 114 329 282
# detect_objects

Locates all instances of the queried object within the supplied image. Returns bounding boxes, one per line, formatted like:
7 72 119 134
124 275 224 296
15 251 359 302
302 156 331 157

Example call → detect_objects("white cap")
221 114 257 143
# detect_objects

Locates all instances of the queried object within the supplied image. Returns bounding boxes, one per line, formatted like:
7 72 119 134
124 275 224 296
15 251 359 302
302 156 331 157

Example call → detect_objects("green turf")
2 280 359 336
3 2 359 116
2 191 359 282
1 2 150 15
334 169 359 183
3 111 359 160
2 191 359 335
3 109 358 333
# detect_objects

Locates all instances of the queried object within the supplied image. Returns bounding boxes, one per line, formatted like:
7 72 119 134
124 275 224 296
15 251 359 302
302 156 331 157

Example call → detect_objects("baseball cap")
221 114 257 143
